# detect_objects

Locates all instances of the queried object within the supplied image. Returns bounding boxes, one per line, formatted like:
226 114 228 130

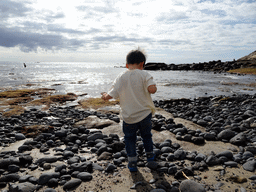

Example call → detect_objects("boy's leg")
123 121 138 171
139 113 155 161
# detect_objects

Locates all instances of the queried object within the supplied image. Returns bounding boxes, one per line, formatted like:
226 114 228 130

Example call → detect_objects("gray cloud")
76 4 116 14
89 35 154 49
158 39 192 46
21 21 100 36
0 26 85 52
0 1 84 52
43 11 66 22
47 24 85 35
93 35 153 43
48 25 103 36
0 1 66 25
201 9 227 17
76 2 118 20
0 0 32 19
157 11 188 23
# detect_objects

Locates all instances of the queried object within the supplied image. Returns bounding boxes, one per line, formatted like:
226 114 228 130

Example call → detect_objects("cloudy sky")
0 0 255 64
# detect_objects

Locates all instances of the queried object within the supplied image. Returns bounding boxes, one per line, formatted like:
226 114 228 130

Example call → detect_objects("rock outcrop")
144 50 256 72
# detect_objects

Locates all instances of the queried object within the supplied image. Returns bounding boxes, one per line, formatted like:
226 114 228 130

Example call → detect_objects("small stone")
63 178 82 190
130 181 146 189
243 160 256 172
249 175 256 180
9 182 37 192
98 152 112 160
0 173 20 182
150 189 166 192
206 155 219 166
213 166 225 171
38 173 60 185
180 180 206 192
15 133 26 140
48 178 59 187
149 178 157 184
174 149 186 160
44 188 57 192
217 130 236 140
224 161 238 167
230 133 247 146
229 175 247 183
191 136 205 145
105 163 117 172
8 164 20 173
195 153 206 161
216 151 233 159
77 172 93 181
146 161 158 170
168 166 177 175
43 163 51 170
161 147 173 153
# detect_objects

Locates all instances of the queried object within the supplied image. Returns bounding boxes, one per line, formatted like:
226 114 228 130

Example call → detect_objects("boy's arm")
148 84 157 94
101 92 113 101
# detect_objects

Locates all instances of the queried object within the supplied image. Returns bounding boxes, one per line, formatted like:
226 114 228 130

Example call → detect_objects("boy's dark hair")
126 49 146 64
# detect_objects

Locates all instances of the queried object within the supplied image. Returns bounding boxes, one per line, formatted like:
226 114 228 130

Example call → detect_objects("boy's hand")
101 92 107 100
101 92 113 101
148 85 157 94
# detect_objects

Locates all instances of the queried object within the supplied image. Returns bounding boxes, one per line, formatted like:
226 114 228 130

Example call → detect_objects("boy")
101 49 157 172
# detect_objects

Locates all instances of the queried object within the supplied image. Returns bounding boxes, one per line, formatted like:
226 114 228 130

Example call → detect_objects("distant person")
23 63 26 68
101 49 157 172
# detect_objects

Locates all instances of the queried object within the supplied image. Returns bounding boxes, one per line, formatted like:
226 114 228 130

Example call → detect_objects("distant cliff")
238 50 256 61
144 50 256 73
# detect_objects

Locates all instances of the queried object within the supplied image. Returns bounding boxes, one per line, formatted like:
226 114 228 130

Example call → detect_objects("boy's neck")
126 62 144 70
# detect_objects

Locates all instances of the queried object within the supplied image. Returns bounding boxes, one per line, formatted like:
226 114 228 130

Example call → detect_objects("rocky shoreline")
0 93 256 192
144 52 256 73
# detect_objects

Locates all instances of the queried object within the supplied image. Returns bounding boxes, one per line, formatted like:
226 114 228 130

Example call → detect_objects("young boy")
101 49 157 172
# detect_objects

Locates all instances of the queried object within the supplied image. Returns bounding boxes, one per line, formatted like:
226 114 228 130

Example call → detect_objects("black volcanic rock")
144 63 167 70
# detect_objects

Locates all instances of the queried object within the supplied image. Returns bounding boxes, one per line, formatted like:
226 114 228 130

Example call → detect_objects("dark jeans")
123 113 153 162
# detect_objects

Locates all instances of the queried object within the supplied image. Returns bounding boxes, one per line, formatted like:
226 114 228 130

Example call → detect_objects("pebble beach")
0 91 256 192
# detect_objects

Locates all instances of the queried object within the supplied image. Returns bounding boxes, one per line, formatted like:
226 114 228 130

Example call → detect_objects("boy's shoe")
147 153 156 162
128 161 138 172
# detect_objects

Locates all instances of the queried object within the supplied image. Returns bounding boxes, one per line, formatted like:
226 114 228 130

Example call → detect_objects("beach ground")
1 106 255 192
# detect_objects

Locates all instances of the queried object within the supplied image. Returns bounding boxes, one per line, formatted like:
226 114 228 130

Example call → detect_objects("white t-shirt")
108 69 156 124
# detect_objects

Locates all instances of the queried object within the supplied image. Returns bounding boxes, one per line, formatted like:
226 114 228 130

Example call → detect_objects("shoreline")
1 70 256 103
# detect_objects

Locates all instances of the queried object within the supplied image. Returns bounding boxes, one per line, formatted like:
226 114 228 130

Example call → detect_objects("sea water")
0 61 255 100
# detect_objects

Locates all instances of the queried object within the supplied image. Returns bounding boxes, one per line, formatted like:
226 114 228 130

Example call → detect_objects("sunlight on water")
0 61 255 100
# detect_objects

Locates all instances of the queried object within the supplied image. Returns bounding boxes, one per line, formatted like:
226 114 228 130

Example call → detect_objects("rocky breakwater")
144 60 254 73
0 96 256 191
144 50 256 73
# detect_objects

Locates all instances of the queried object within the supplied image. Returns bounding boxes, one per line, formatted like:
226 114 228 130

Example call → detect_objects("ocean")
0 61 256 101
